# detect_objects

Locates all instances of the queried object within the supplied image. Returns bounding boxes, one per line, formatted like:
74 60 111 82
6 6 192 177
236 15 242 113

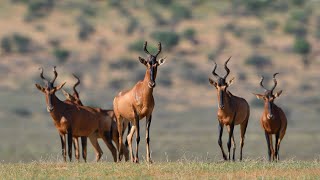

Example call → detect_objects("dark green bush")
1 37 11 53
1 33 32 54
77 17 95 41
126 18 139 35
245 54 272 69
151 31 179 50
128 40 157 53
109 58 137 69
182 28 196 41
243 0 273 15
152 0 172 5
24 0 54 21
293 37 310 55
248 34 263 47
13 108 32 117
170 3 192 22
265 19 278 31
53 48 70 64
284 20 307 37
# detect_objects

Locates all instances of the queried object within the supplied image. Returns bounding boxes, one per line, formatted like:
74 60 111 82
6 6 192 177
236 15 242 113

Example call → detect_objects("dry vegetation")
1 160 320 179
0 0 320 164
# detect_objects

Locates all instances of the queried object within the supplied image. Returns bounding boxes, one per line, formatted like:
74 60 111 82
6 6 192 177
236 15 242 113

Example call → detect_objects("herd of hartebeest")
35 41 287 163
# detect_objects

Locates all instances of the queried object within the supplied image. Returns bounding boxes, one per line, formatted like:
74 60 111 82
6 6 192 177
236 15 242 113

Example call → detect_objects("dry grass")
1 160 320 179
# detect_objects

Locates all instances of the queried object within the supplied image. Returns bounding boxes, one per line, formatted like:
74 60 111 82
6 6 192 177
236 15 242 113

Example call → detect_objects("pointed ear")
209 78 217 88
227 77 235 86
55 82 66 91
35 84 45 93
138 57 148 66
274 90 282 98
157 57 166 66
62 89 72 100
253 93 264 100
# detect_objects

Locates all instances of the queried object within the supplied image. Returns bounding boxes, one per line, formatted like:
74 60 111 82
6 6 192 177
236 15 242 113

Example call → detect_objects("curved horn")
259 76 268 91
223 56 231 79
211 62 220 78
143 41 151 56
271 72 279 93
155 42 162 57
51 66 58 84
39 67 49 84
72 73 80 99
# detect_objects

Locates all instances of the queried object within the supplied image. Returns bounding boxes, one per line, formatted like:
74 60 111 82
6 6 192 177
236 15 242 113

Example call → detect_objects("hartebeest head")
138 41 166 88
62 74 83 106
35 66 66 112
208 57 235 109
253 73 283 119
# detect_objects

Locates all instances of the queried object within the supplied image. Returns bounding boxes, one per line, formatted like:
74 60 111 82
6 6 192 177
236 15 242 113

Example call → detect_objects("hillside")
0 0 320 162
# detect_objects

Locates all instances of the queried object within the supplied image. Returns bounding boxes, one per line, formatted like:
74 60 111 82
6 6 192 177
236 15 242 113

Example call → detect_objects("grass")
1 160 320 179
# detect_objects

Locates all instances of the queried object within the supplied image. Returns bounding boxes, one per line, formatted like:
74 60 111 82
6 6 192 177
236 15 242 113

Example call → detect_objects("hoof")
134 158 139 163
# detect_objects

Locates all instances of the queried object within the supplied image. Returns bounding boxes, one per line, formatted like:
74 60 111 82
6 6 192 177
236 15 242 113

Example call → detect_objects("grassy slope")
1 160 320 179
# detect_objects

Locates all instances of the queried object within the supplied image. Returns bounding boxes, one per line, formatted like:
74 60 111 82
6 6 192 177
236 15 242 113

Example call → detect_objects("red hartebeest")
35 67 117 162
253 73 287 161
62 74 129 161
208 57 250 161
113 41 166 163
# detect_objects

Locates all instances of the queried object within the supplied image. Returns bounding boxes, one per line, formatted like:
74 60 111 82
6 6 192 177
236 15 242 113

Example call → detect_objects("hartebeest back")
35 67 117 162
208 57 250 161
113 41 166 163
62 74 129 161
253 73 287 161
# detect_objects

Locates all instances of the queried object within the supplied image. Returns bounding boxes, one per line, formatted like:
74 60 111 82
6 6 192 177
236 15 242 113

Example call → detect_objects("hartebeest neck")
49 94 67 122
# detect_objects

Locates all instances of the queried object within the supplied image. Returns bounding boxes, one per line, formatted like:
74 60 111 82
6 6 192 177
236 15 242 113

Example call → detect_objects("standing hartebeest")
253 73 287 162
62 74 129 161
35 67 117 162
208 57 250 161
113 41 166 163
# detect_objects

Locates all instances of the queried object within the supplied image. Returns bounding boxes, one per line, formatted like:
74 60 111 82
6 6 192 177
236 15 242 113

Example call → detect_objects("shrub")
109 58 137 69
170 3 192 22
251 98 264 108
248 34 263 47
265 19 278 31
53 48 70 64
293 37 310 55
1 33 32 54
1 37 12 53
245 54 272 69
243 0 273 15
13 107 32 117
126 18 139 35
24 0 54 21
151 31 179 50
152 0 172 6
81 5 97 17
284 20 307 37
182 28 195 41
128 39 157 53
77 16 95 41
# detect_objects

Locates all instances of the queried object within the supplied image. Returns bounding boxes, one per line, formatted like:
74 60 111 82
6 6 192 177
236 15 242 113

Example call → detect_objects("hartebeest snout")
113 41 166 163
208 57 250 161
253 73 287 162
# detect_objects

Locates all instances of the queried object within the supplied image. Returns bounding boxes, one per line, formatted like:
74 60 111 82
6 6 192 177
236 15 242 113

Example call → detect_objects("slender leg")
275 132 280 162
88 134 103 162
240 118 249 161
146 115 152 163
269 135 274 161
227 123 235 161
277 128 286 161
227 126 236 161
67 128 73 162
60 134 67 162
81 136 87 162
134 113 140 163
101 131 117 162
74 137 80 162
265 132 271 162
218 122 227 160
127 124 136 162
116 116 124 161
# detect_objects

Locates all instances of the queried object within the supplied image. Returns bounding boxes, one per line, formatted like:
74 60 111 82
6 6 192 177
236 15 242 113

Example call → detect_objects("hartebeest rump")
113 41 166 163
208 57 250 161
253 73 287 161
35 67 117 162
62 74 129 161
